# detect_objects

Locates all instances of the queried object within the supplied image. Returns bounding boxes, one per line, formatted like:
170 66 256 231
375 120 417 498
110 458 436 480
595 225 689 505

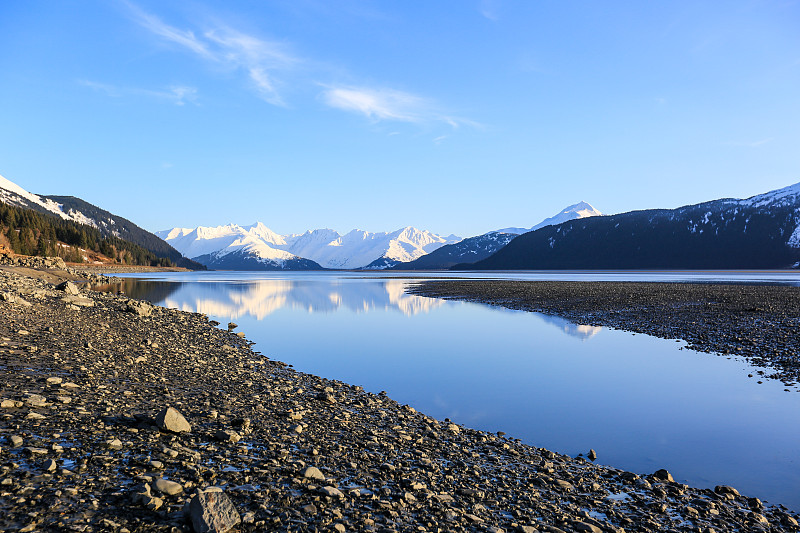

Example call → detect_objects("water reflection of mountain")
537 314 602 340
156 279 443 319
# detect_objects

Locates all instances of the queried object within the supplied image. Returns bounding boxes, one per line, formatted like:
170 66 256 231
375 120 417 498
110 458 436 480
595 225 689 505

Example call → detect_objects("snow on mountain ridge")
160 223 462 270
495 201 601 234
497 201 603 235
0 173 96 226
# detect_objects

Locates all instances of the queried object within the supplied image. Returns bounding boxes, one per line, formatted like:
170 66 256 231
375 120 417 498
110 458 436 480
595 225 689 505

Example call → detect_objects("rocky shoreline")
408 279 800 389
1 268 798 532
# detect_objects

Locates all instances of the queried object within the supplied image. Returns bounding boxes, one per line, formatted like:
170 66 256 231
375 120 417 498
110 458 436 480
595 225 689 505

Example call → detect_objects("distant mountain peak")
496 201 602 235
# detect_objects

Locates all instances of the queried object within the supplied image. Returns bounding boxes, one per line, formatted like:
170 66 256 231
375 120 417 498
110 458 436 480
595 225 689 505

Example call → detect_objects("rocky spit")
0 269 798 533
409 280 800 389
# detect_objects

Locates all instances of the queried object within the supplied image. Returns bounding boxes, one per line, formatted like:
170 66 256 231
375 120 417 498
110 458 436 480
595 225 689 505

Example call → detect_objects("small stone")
155 478 184 496
155 407 191 433
572 522 602 533
126 300 153 317
24 394 49 407
319 486 344 498
55 281 80 295
45 377 63 385
302 466 326 481
714 485 740 497
42 459 57 472
10 435 23 447
553 479 574 491
188 490 241 533
653 469 674 482
105 439 123 451
587 449 597 461
213 429 242 443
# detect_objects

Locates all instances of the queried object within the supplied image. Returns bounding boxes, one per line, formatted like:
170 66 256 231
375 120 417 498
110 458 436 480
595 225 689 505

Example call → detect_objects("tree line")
0 202 175 266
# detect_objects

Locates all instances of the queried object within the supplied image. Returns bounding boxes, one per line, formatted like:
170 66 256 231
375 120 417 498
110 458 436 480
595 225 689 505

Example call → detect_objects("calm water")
110 270 800 510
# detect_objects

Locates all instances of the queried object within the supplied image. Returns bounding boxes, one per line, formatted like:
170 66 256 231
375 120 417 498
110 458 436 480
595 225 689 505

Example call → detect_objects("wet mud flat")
408 280 800 388
0 269 798 532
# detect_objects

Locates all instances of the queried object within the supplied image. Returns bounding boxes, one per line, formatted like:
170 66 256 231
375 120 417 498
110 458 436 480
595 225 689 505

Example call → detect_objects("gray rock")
24 394 49 407
301 466 325 481
126 300 153 317
319 486 344 498
55 281 80 295
213 429 241 443
155 478 184 496
715 485 740 497
188 490 241 533
653 469 674 482
104 438 123 450
155 407 191 433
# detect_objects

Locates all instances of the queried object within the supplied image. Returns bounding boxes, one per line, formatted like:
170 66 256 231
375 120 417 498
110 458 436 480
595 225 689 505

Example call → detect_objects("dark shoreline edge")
1 269 799 531
407 280 800 389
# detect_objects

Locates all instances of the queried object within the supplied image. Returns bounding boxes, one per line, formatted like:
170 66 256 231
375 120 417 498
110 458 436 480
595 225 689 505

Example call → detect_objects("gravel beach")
408 279 800 389
1 268 798 532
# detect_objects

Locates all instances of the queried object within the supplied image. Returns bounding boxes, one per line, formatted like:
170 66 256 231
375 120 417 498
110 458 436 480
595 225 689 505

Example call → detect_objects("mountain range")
5 169 799 271
464 182 800 270
392 202 602 270
159 202 604 271
158 224 462 270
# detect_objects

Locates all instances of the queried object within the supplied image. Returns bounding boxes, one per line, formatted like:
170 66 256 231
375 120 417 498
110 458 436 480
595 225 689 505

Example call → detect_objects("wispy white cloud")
121 2 477 129
125 3 210 58
320 84 478 128
321 86 426 122
80 80 198 105
123 2 297 106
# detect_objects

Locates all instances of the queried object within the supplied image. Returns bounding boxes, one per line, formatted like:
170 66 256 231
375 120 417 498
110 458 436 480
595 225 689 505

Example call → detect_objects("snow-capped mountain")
392 202 601 270
468 182 800 270
0 173 200 268
0 173 97 226
158 223 462 270
496 201 602 235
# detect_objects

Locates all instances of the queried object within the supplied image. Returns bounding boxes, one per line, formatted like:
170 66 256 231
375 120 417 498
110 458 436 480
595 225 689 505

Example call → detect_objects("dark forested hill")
464 183 800 270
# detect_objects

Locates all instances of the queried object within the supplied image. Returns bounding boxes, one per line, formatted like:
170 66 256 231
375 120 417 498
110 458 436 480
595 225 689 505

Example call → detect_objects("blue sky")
1 1 798 237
